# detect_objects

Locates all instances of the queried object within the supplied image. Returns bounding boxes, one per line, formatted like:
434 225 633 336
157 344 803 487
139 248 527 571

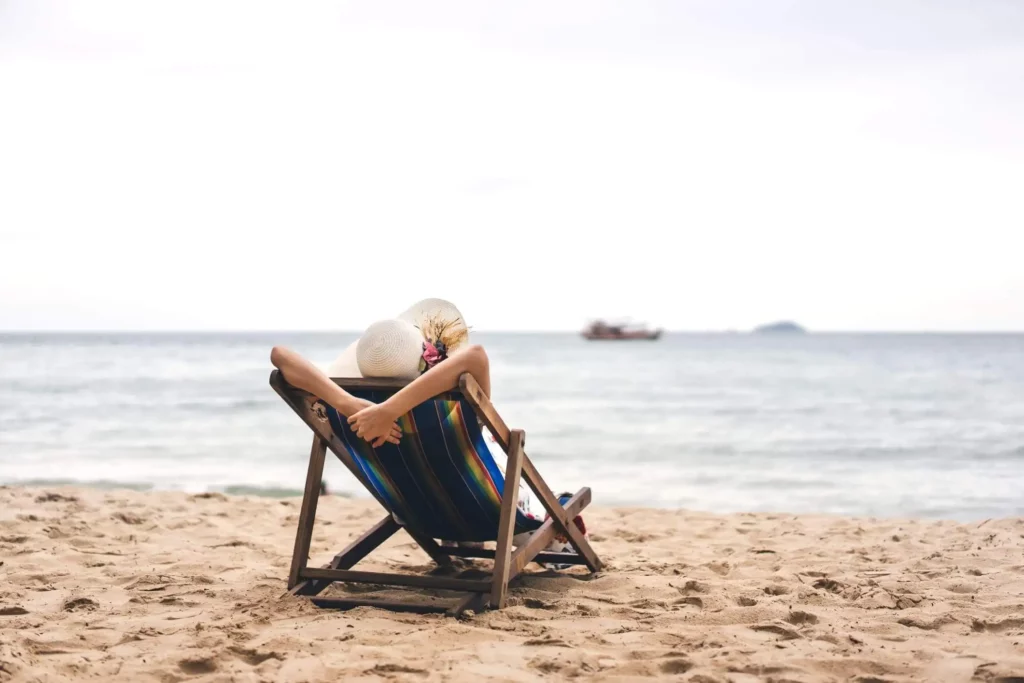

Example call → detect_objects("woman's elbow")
270 345 290 368
463 344 488 367
460 345 489 381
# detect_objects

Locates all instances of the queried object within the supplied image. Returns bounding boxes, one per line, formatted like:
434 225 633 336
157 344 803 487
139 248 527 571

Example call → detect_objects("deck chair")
270 370 602 615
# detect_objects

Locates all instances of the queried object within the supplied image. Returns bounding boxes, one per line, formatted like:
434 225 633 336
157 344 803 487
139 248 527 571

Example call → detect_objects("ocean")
1 332 1022 521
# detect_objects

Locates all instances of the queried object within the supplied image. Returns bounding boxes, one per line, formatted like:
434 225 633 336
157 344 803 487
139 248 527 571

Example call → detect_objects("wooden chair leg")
288 436 327 590
490 429 525 608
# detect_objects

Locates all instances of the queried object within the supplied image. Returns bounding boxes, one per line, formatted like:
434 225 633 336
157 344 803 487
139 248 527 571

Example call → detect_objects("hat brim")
323 340 361 378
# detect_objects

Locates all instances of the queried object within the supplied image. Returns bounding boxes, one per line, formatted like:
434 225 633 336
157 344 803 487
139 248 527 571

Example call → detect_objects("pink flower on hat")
420 341 446 371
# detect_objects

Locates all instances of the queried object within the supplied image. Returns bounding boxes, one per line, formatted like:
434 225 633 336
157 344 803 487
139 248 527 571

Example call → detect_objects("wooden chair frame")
270 370 603 615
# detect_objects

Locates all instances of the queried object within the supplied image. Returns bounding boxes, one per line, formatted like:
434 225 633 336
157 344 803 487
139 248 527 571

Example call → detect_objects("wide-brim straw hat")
324 298 470 379
324 340 360 377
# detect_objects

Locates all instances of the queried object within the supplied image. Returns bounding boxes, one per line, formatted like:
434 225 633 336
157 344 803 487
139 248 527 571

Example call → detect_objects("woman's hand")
348 402 403 448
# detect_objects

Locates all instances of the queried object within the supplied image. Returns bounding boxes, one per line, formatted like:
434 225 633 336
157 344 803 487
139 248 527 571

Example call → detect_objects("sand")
1 486 1023 682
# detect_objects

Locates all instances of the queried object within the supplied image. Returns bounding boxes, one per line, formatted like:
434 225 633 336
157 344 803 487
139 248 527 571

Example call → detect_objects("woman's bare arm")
271 346 362 414
347 345 491 444
270 346 402 445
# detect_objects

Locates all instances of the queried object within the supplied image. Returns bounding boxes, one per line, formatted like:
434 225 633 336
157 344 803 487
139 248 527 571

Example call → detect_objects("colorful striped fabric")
324 389 543 542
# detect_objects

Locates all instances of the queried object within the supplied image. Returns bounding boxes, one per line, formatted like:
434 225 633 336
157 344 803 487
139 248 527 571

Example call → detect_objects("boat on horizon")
581 320 662 341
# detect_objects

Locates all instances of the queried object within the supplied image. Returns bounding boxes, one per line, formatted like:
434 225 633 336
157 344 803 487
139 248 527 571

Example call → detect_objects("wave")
1 478 352 499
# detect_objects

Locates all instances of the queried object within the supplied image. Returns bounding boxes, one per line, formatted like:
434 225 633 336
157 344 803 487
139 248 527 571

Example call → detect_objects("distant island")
753 321 807 334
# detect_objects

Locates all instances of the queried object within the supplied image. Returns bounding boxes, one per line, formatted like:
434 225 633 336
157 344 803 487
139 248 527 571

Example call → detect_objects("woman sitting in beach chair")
269 298 585 559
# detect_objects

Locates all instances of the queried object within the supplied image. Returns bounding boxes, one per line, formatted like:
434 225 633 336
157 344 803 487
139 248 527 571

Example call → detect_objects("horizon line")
4 328 1024 335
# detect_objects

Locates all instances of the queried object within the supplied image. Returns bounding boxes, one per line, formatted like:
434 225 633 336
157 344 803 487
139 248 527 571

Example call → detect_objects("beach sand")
1 486 1023 682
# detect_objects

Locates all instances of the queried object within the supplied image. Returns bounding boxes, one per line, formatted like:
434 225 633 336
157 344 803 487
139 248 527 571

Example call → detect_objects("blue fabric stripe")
325 390 543 542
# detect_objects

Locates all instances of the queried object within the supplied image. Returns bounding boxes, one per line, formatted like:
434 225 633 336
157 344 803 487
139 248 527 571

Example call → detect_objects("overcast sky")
1 1 1022 332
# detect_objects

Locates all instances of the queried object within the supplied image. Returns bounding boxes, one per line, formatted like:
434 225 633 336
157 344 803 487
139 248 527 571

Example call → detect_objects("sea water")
2 332 1022 520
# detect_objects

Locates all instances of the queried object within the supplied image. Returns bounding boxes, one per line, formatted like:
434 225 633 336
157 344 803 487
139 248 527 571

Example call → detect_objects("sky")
1 0 1022 332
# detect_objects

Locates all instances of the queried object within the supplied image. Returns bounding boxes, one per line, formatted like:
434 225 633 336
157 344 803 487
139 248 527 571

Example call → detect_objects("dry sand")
1 486 1023 682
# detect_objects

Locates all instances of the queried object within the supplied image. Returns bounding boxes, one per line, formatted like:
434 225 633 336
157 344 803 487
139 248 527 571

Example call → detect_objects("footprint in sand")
0 535 29 544
675 580 709 594
178 656 218 675
674 596 703 608
706 561 731 576
813 578 844 593
659 657 694 675
784 610 819 626
0 606 29 616
528 657 565 675
62 597 98 612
